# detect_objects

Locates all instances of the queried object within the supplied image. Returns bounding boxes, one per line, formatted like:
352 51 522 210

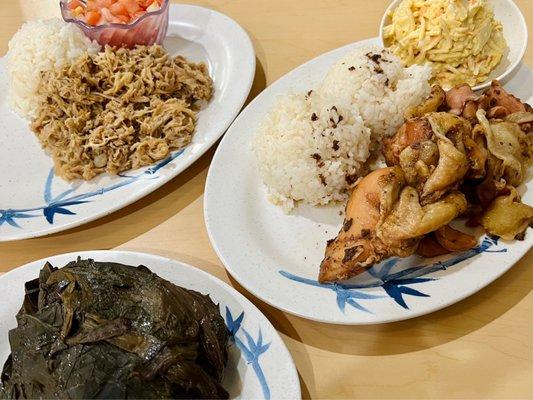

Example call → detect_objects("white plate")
0 4 255 241
204 38 533 325
0 251 300 399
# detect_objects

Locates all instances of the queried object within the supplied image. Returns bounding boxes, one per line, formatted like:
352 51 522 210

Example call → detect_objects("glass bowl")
60 0 170 48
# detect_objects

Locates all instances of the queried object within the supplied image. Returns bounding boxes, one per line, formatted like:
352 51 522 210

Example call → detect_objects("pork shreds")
31 45 213 180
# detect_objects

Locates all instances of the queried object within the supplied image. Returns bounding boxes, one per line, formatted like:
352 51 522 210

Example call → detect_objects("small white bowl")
379 0 528 91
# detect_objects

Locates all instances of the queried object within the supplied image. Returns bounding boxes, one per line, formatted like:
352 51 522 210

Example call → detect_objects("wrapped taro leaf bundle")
0 259 229 399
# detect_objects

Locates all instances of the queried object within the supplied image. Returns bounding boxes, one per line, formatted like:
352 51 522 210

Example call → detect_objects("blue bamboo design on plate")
225 307 271 400
0 150 184 228
280 236 506 313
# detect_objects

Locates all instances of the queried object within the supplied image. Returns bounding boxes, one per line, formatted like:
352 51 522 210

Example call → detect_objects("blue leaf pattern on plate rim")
225 306 271 399
0 150 184 229
280 236 506 314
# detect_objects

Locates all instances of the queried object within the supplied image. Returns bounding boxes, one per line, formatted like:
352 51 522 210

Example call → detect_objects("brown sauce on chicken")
320 81 533 283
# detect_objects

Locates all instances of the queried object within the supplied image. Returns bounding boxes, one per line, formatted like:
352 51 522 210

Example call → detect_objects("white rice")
254 93 371 212
319 46 433 139
253 46 432 211
7 18 100 119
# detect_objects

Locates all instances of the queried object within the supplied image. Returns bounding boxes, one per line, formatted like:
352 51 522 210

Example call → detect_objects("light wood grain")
1 1 532 398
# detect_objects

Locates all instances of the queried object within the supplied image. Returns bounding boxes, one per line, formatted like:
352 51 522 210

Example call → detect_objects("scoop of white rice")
319 45 432 139
253 93 371 212
253 46 432 211
7 18 100 119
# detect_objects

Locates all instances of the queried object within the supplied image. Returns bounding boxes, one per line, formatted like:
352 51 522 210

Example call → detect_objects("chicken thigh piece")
383 118 434 166
480 80 531 116
319 167 468 283
320 81 532 283
385 112 471 203
405 85 446 119
445 83 478 119
319 167 405 283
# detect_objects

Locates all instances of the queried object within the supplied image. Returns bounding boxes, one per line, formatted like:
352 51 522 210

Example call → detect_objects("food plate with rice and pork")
0 2 255 241
205 0 533 324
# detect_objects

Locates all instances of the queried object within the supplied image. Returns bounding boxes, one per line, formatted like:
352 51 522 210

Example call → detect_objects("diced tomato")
86 0 97 11
67 0 84 10
100 7 116 22
109 1 128 16
71 0 162 25
137 0 154 8
115 14 131 23
132 10 146 19
95 0 114 8
104 8 123 23
118 0 142 15
73 6 85 16
86 10 101 25
146 2 159 12
143 0 163 8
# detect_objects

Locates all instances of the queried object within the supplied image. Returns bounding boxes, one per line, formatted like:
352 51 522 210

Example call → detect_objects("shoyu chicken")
319 168 467 282
319 81 532 283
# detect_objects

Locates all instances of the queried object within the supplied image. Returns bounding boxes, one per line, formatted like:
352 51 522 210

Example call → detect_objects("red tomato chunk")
67 0 163 25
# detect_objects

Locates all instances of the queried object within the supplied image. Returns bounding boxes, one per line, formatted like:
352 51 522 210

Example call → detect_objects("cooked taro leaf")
0 258 229 399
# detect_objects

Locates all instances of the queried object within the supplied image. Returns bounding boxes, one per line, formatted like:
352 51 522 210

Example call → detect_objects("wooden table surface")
1 1 532 398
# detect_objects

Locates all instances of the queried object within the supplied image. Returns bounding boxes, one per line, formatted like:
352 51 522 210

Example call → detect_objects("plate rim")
0 249 302 399
204 37 533 325
0 3 256 242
